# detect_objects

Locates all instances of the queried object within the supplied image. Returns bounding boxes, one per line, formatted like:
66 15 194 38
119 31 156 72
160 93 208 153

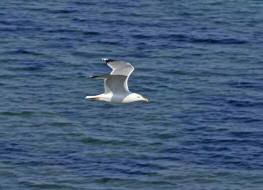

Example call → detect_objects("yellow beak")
142 98 149 102
91 97 100 101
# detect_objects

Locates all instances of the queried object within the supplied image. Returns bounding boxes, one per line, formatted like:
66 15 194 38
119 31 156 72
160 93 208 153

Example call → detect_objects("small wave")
1 111 35 117
131 34 152 39
43 28 80 34
48 122 73 127
154 133 177 139
228 81 263 90
230 131 262 138
93 177 141 184
0 74 16 79
6 49 46 57
227 99 263 108
131 33 247 44
191 38 247 44
73 2 96 6
71 51 103 58
82 31 101 36
81 137 136 146
93 177 169 185
46 9 78 14
224 116 262 124
19 181 74 189
164 34 247 44
96 40 121 45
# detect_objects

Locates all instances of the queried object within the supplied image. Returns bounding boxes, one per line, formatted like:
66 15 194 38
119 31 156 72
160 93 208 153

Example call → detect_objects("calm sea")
1 0 263 189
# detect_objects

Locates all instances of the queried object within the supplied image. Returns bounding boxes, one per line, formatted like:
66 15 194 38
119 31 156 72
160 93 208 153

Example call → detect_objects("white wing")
104 75 127 94
102 58 134 76
102 58 134 93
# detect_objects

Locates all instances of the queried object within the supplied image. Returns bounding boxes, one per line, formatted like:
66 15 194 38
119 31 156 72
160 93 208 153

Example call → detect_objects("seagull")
85 58 148 104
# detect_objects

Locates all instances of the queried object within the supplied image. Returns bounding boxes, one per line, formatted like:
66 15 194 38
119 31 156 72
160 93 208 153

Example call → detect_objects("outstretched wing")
102 58 134 92
104 75 128 94
102 58 134 76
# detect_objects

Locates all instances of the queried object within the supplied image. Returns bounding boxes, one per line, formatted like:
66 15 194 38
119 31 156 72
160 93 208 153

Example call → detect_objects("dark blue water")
1 1 263 189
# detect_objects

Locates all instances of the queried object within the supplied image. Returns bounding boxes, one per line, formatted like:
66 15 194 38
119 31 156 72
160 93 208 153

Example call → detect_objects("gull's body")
85 58 148 104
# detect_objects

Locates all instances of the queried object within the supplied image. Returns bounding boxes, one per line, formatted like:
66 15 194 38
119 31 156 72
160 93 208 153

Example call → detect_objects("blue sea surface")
1 0 263 189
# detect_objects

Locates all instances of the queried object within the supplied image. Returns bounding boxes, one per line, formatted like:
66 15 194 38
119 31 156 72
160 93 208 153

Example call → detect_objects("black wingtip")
101 58 115 63
89 75 109 79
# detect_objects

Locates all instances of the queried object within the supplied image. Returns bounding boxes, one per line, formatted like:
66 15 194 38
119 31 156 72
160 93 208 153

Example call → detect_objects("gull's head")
129 93 148 102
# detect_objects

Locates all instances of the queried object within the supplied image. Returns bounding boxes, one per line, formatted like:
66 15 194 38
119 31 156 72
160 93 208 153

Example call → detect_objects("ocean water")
1 0 263 189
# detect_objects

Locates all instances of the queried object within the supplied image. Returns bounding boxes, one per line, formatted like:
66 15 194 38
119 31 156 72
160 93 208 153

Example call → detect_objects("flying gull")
85 58 148 104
